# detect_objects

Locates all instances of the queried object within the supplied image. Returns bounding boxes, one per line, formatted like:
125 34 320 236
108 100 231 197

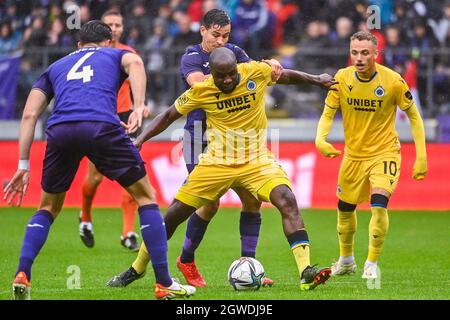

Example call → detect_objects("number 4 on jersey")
67 52 95 83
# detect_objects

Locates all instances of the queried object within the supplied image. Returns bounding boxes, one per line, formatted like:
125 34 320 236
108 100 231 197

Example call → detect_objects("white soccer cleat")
12 272 31 300
362 263 378 279
331 260 357 276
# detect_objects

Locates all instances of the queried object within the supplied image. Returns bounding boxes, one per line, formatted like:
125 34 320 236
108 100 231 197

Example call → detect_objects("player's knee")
88 171 104 187
273 188 298 215
241 196 261 212
196 200 219 220
371 193 389 208
338 199 356 212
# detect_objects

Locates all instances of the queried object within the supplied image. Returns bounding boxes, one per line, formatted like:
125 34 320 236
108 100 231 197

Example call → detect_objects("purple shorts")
42 121 146 193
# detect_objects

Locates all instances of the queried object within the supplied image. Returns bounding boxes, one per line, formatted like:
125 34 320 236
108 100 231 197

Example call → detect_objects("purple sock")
16 210 54 280
240 211 261 258
180 212 209 263
138 204 172 287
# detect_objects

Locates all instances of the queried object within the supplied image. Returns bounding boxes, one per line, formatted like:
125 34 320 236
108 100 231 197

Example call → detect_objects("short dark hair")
101 10 122 21
350 31 378 46
78 20 112 44
201 9 230 29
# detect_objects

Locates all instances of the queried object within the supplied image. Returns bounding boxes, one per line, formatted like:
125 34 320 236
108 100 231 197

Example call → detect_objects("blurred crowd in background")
1 0 450 119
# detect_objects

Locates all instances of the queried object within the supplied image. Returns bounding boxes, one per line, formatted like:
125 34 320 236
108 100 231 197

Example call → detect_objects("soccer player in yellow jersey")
315 31 427 279
129 47 337 290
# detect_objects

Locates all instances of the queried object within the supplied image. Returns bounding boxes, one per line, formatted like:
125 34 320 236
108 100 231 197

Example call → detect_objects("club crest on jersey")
374 86 385 97
246 80 256 91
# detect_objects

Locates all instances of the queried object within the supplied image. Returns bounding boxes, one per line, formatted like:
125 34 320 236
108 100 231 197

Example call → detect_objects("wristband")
18 160 30 171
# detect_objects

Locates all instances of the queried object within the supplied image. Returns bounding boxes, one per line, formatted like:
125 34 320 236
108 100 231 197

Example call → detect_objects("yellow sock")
337 209 357 257
131 242 150 274
367 206 389 262
291 243 310 276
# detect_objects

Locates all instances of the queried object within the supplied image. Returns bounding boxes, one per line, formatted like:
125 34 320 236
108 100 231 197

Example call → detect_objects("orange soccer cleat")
176 256 207 287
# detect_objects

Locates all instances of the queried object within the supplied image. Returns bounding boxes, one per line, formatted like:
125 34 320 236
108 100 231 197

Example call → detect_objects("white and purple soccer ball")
227 257 265 291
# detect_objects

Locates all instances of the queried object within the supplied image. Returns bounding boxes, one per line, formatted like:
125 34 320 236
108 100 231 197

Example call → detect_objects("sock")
240 211 261 258
365 260 377 267
138 204 171 287
287 229 310 277
132 243 150 275
339 256 355 265
16 210 54 280
368 206 389 263
180 212 209 263
81 180 97 222
337 209 357 257
121 191 138 237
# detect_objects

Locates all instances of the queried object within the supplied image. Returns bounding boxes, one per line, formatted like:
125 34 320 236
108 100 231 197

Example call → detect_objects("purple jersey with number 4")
31 46 146 193
33 47 129 128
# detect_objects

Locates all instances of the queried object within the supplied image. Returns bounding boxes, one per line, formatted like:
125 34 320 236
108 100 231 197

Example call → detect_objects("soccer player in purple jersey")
3 20 194 300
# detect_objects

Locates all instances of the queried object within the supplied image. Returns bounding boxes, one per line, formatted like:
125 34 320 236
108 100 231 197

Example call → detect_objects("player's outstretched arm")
315 106 342 158
134 105 183 150
121 52 147 134
276 69 338 90
405 104 427 180
3 89 48 206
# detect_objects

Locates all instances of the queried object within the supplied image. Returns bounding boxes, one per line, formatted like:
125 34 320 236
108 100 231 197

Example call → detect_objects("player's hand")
317 73 339 91
127 106 147 134
262 59 283 81
3 170 29 207
412 157 427 180
316 141 342 158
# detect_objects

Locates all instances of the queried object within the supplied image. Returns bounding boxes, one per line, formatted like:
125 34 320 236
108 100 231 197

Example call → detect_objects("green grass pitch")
0 207 448 300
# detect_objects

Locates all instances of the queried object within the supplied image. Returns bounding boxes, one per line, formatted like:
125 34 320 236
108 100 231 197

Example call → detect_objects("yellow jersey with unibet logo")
175 61 276 164
325 63 415 159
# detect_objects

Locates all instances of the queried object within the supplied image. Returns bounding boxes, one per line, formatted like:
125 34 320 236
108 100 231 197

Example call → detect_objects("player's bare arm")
4 89 48 206
186 71 210 86
277 69 338 91
121 52 147 134
134 105 183 149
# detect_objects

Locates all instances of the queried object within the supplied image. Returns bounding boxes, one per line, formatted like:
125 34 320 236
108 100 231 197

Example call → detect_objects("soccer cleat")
176 256 207 287
106 266 145 287
262 277 274 287
362 263 378 279
79 219 94 248
120 232 140 251
331 260 357 276
300 265 332 291
12 272 31 300
154 279 196 300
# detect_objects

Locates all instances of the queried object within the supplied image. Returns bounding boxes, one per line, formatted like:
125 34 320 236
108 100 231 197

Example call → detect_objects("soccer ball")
227 257 265 291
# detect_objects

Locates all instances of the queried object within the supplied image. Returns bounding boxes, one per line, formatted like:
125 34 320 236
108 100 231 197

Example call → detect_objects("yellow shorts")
337 153 401 204
176 158 292 209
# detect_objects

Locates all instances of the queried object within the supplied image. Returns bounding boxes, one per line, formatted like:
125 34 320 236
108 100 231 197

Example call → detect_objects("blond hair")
350 31 378 46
